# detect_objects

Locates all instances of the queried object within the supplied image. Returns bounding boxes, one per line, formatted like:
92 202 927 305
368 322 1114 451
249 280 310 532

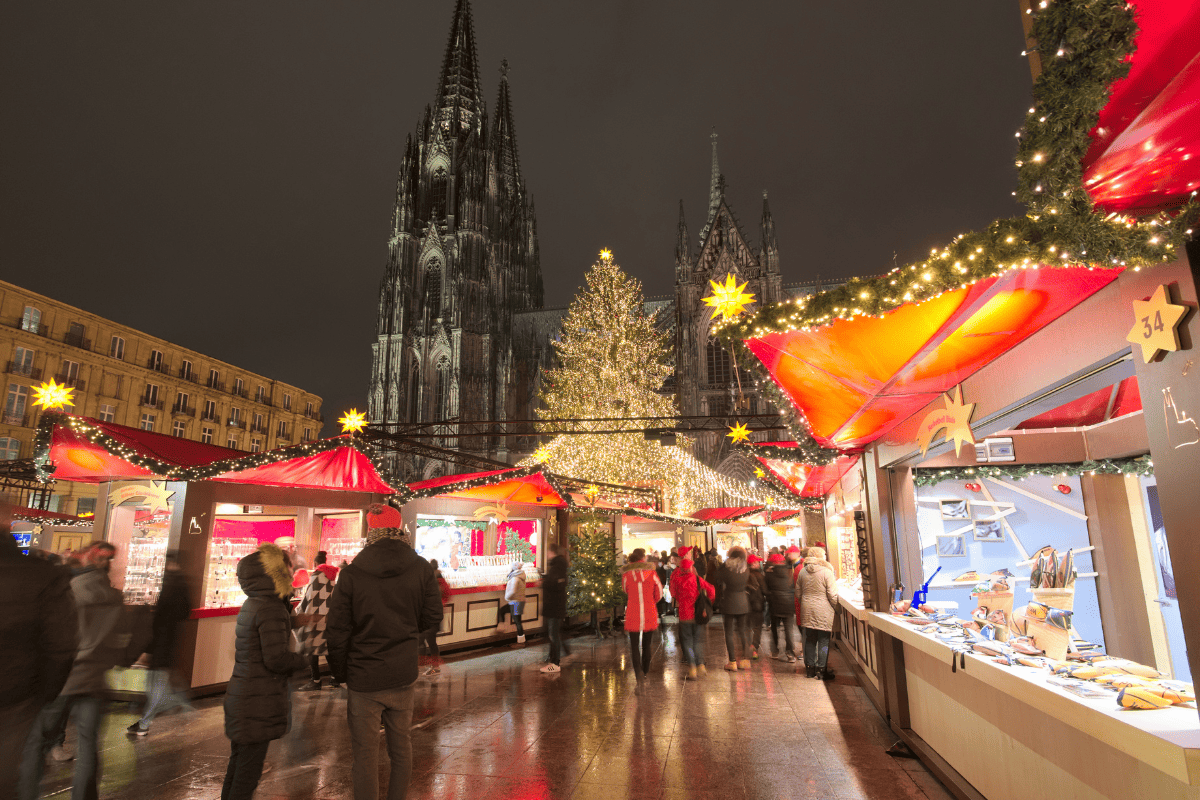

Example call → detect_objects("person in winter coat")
621 548 662 688
649 554 668 623
418 559 451 675
716 547 751 671
2 520 77 797
297 551 340 691
128 552 194 735
20 541 123 800
540 542 570 673
499 561 528 644
764 553 797 662
222 543 308 800
669 547 715 680
797 547 839 679
745 554 766 660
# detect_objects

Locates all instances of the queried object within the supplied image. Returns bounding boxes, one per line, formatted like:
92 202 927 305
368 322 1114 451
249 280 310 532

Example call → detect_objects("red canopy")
407 467 569 507
1017 376 1143 430
208 442 395 494
689 507 764 523
749 443 860 498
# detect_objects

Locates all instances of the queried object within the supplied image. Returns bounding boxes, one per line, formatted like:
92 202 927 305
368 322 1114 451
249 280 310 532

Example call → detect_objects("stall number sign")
1126 284 1187 363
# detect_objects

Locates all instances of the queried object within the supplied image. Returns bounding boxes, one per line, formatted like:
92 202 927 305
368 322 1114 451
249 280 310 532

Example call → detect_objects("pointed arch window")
430 168 448 219
706 340 732 387
425 260 442 316
434 358 451 420
408 363 420 422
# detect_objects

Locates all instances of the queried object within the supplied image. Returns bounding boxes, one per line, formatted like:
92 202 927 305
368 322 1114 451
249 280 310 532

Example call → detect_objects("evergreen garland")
911 455 1153 487
567 511 624 615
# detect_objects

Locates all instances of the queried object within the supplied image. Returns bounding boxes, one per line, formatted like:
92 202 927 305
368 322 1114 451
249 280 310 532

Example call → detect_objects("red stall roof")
407 466 570 507
689 507 764 523
747 443 860 499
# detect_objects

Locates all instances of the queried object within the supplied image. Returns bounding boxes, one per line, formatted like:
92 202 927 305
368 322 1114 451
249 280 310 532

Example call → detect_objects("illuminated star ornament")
338 408 367 434
703 273 755 321
584 484 601 503
599 248 613 262
726 421 752 444
32 378 76 411
916 386 976 457
532 445 551 463
1126 284 1188 363
754 466 766 479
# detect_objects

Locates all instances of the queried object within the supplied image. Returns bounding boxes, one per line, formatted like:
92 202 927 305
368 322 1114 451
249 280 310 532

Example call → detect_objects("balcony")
249 423 268 435
2 412 30 427
207 379 225 392
64 332 91 351
13 320 49 337
149 362 172 376
228 417 245 429
140 398 164 410
5 362 42 380
171 403 196 418
200 411 221 423
255 396 273 407
231 387 248 399
52 375 86 392
303 410 324 422
178 366 196 382
276 434 291 444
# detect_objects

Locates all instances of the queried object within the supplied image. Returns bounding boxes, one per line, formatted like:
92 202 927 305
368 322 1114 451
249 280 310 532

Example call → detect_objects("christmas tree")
567 511 624 616
524 249 782 512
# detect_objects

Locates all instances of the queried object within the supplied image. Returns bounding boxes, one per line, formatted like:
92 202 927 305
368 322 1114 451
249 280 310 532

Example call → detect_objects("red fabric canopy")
208 445 395 494
47 416 241 482
1016 376 1143 429
749 444 859 498
407 467 569 506
689 507 764 523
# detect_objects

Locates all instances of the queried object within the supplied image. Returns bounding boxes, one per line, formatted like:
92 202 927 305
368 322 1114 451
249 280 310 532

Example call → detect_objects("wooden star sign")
916 386 976 457
1126 284 1188 363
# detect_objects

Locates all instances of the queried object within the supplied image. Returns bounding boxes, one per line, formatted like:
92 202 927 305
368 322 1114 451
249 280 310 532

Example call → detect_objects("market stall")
8 507 93 556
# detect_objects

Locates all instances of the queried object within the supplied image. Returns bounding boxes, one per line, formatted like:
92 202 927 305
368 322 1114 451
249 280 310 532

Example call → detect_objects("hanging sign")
1126 284 1188 362
916 386 976 457
108 481 175 514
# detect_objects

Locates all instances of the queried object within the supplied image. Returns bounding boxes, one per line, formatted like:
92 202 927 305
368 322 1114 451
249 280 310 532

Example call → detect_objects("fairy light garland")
911 456 1153 488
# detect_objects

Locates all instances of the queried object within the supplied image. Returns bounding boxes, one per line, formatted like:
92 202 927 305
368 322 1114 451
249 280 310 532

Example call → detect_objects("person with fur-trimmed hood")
796 546 839 679
622 548 662 689
222 542 308 800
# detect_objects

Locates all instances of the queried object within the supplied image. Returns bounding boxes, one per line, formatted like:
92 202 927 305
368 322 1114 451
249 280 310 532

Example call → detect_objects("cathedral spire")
760 190 779 273
435 0 484 133
708 129 722 221
675 200 691 277
493 58 522 197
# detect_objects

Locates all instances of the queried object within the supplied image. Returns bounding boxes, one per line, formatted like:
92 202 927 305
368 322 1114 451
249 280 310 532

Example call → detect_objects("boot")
687 665 698 680
806 666 817 678
697 664 707 677
821 668 835 681
724 662 738 672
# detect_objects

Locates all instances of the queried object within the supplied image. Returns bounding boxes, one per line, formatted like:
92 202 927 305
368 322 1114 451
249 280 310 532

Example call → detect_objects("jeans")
770 615 796 657
722 613 749 662
221 740 270 800
20 695 103 800
140 669 190 728
347 682 415 800
678 620 704 666
628 630 653 677
499 602 526 636
804 628 832 671
748 611 763 653
546 617 569 664
19 694 69 800
3 697 40 799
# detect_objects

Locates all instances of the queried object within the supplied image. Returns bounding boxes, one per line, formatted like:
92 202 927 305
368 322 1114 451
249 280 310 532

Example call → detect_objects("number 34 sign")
1126 285 1189 363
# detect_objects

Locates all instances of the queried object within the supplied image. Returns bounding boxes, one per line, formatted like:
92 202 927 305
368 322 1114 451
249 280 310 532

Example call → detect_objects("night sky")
1 2 1031 433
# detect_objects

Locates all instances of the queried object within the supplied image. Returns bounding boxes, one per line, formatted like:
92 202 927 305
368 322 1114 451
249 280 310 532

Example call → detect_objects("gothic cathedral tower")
675 132 782 470
369 0 543 480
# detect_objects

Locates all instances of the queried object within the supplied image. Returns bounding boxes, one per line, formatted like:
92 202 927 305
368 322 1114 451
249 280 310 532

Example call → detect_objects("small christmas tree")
567 512 624 626
503 528 535 563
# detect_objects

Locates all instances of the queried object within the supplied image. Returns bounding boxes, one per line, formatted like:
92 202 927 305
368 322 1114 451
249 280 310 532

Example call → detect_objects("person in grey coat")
796 547 839 679
716 546 752 671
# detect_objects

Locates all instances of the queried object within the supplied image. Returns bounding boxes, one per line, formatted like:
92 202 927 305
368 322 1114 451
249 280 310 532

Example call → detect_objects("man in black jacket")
539 542 570 673
326 510 442 800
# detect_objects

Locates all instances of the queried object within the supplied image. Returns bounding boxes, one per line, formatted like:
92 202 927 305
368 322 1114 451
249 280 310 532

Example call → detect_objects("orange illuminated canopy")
748 443 859 498
743 267 1120 449
407 467 570 507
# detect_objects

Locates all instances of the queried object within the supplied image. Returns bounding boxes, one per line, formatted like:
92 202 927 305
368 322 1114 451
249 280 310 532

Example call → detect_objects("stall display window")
318 515 365 567
204 537 258 608
715 528 752 558
415 515 540 589
107 484 175 605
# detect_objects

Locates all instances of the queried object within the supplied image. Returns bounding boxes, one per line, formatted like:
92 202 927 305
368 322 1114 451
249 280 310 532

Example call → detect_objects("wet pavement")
32 620 955 799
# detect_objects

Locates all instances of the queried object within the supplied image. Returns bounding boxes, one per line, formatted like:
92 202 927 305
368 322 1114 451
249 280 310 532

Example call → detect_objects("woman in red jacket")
669 547 716 680
622 548 663 690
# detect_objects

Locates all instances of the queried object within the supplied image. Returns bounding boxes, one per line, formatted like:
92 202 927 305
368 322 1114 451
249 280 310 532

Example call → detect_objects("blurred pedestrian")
326 506 442 800
19 540 122 800
621 548 662 690
499 561 527 644
797 547 838 679
746 554 766 660
221 543 308 800
764 553 797 662
717 546 751 671
669 547 714 680
419 559 450 675
297 551 340 691
540 542 570 673
127 551 193 735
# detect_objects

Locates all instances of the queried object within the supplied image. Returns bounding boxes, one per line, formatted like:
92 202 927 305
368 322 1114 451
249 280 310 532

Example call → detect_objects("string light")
912 456 1153 487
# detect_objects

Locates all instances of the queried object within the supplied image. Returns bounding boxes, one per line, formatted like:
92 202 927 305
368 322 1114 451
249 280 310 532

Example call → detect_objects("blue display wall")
915 473 1105 649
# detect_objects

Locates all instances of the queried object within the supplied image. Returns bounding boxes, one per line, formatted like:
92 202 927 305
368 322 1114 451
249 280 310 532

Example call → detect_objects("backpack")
693 574 713 625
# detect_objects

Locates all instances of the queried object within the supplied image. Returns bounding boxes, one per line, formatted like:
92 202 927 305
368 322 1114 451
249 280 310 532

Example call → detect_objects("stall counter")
868 611 1200 799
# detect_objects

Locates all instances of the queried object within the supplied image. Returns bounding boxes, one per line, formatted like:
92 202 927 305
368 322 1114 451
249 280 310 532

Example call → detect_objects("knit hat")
768 553 785 564
786 545 802 557
365 504 406 546
747 553 763 565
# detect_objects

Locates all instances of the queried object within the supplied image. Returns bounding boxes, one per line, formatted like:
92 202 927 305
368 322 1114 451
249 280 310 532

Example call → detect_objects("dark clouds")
0 2 1031 432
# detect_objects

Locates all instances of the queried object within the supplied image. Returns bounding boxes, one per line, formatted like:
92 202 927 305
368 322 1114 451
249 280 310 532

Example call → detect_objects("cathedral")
369 0 819 483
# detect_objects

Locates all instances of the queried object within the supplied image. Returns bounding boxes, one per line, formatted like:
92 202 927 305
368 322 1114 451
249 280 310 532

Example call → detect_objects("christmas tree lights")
567 511 624 615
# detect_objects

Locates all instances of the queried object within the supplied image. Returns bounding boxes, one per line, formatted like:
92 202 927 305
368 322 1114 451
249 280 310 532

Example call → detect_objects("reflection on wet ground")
33 621 954 799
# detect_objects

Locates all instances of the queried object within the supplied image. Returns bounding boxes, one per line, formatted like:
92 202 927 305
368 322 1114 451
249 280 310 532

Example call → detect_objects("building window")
0 436 20 460
76 497 96 516
707 394 730 419
172 420 186 437
283 393 291 411
21 306 41 333
67 321 86 349
253 412 263 432
230 407 241 425
174 391 190 413
139 413 156 431
208 368 221 389
255 385 266 403
234 378 245 396
201 426 213 444
276 420 287 437
434 359 450 420
706 340 732 387
305 401 314 416
98 404 116 422
430 168 448 218
59 359 80 385
143 384 159 407
180 359 193 380
408 364 420 422
425 261 442 316
250 439 261 453
149 350 163 372
227 436 238 450
303 427 312 442
109 336 125 360
203 399 217 421
4 384 30 425
12 346 35 377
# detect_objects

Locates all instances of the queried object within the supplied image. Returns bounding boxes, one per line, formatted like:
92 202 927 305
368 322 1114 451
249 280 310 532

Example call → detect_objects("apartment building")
1 279 324 514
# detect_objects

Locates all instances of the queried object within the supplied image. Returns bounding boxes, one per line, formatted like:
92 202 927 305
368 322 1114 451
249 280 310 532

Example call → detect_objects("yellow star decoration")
532 445 551 463
754 466 766 479
32 378 75 411
599 248 613 262
338 408 367 434
1126 284 1188 363
703 273 756 321
916 386 976 457
584 483 601 503
726 421 752 444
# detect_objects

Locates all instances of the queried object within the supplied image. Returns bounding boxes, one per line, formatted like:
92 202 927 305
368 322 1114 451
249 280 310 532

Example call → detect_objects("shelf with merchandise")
123 533 169 605
320 536 366 567
203 537 258 609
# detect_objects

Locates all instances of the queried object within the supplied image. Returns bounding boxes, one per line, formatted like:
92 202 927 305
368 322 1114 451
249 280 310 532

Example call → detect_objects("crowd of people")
4 501 838 800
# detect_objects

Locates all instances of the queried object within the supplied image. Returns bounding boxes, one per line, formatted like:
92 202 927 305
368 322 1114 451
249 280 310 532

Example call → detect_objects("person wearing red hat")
669 549 715 680
621 548 662 691
764 553 798 661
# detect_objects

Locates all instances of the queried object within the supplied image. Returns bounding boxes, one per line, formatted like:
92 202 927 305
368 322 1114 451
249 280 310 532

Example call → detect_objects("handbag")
693 574 713 625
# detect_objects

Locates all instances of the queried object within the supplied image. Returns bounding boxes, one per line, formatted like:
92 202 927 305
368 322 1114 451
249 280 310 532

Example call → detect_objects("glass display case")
414 515 541 589
123 533 169 605
321 536 366 566
203 537 258 608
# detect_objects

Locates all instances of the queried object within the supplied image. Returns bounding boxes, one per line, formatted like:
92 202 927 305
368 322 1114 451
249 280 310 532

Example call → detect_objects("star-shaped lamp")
726 421 752 444
584 484 601 504
703 273 755 321
32 378 75 411
339 408 367 434
753 466 766 479
532 445 551 463
1126 284 1188 362
599 248 613 262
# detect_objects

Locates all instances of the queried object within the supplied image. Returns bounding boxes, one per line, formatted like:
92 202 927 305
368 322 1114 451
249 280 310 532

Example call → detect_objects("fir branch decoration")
911 456 1153 488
